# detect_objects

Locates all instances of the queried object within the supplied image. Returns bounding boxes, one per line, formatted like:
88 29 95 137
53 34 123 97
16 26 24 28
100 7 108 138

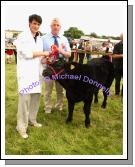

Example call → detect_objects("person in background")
72 40 79 62
100 42 108 52
100 41 113 62
13 48 17 64
112 33 123 95
5 42 14 64
107 39 114 53
12 41 18 64
85 41 92 63
5 49 13 64
78 40 85 64
106 39 114 62
68 40 77 62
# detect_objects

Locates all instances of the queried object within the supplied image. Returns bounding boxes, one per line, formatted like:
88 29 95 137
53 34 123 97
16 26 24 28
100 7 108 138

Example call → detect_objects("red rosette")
46 45 58 65
51 44 58 56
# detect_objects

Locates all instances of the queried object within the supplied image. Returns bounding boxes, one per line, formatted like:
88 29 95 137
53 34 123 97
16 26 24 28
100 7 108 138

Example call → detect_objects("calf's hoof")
85 123 90 128
66 118 72 123
101 104 106 109
85 121 90 128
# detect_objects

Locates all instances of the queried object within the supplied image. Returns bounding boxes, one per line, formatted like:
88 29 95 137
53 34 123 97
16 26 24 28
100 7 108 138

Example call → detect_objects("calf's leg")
94 90 98 103
101 69 114 108
101 91 107 108
66 100 75 123
83 95 93 128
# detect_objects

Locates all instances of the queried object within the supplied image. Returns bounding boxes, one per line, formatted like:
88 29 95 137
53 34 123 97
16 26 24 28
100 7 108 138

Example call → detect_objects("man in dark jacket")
112 34 123 95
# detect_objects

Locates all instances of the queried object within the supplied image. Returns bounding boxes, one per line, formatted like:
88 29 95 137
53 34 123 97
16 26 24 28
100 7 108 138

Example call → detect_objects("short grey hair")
51 18 61 25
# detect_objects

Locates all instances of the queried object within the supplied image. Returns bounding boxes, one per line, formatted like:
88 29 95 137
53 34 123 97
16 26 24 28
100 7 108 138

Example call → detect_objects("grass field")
5 56 123 155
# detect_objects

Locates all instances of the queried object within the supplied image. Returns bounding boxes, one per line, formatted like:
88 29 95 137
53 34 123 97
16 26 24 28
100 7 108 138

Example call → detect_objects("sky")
4 1 126 37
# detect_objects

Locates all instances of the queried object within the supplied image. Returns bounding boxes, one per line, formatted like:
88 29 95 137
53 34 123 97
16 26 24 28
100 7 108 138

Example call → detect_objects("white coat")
14 29 43 94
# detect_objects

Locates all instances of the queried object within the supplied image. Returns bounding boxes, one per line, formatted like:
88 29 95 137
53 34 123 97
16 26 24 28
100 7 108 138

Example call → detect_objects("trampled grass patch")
5 58 123 155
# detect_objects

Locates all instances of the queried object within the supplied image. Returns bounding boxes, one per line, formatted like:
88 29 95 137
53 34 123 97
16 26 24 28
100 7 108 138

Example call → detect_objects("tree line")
64 27 120 40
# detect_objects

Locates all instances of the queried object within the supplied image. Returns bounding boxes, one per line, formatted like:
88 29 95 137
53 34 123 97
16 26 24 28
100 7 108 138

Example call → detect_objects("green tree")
100 35 120 40
64 27 84 39
90 32 98 38
101 35 107 39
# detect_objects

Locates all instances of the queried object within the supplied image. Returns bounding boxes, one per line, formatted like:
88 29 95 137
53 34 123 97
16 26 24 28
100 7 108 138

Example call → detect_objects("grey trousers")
44 80 63 112
16 93 41 133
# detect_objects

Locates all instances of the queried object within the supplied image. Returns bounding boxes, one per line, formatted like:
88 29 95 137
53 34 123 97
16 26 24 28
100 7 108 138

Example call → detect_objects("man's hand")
57 47 65 55
57 44 70 58
58 47 71 58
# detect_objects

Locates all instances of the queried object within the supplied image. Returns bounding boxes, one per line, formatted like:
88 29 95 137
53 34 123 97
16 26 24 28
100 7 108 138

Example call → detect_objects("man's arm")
112 42 123 59
33 51 50 58
112 54 123 59
57 48 71 58
57 37 71 58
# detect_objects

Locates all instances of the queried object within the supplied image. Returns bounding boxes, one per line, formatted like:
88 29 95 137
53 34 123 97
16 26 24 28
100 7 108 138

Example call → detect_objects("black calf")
42 57 114 128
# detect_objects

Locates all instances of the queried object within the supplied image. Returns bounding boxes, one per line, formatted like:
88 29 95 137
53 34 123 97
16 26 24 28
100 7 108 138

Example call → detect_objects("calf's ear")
70 62 78 70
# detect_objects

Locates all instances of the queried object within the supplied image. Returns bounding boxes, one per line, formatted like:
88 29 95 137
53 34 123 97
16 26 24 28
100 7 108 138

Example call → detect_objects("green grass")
5 56 123 155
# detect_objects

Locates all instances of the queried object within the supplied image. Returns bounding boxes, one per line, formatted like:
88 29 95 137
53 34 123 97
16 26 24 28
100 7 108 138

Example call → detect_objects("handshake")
41 44 65 64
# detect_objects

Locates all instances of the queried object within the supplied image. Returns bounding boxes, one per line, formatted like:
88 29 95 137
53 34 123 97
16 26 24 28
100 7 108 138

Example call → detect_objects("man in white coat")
15 14 49 138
